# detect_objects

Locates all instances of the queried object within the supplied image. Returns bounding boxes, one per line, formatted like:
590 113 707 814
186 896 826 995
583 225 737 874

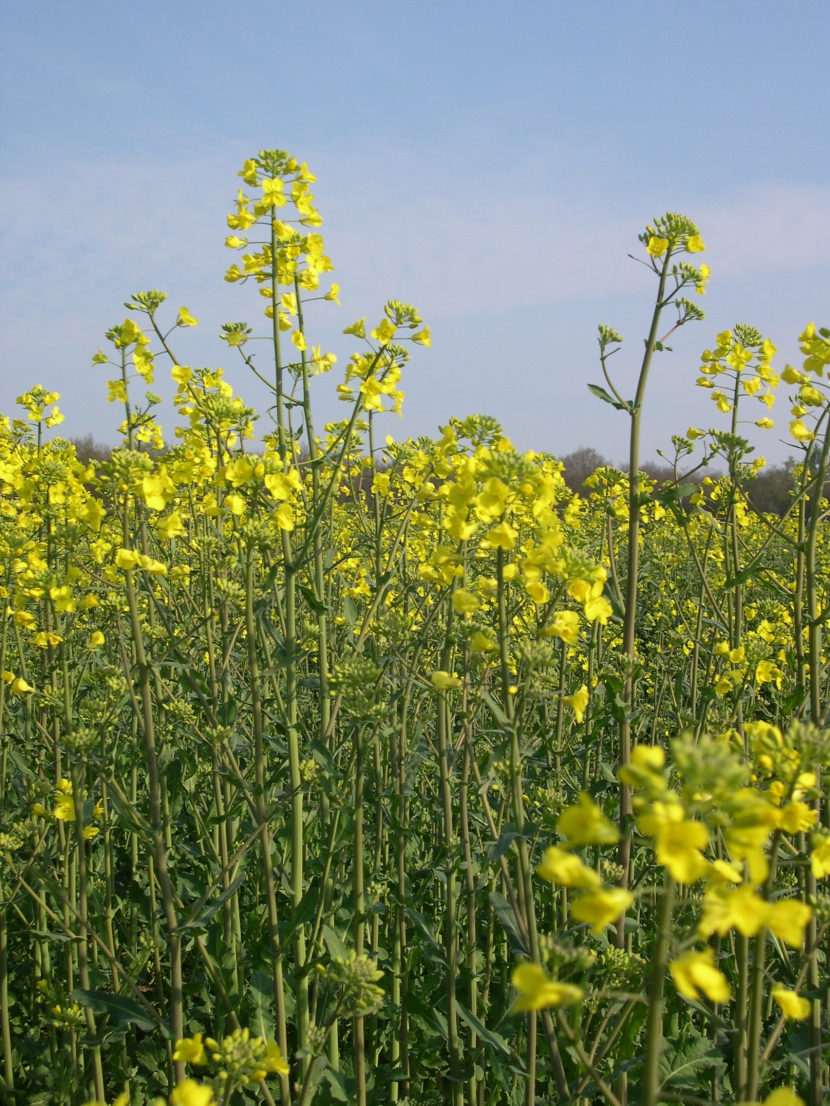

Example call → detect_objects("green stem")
642 875 674 1106
618 254 671 929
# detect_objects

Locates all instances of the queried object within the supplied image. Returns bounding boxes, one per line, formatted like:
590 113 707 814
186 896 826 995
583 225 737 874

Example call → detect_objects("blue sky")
1 0 829 464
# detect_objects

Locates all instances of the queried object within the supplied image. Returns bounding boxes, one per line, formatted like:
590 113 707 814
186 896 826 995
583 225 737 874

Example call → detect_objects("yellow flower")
653 818 710 884
261 177 286 207
170 1080 215 1106
638 802 709 883
482 521 518 550
647 236 669 257
568 579 591 603
767 899 811 949
707 859 742 885
618 747 668 793
699 884 769 939
810 834 830 878
177 307 198 327
370 318 397 345
685 233 706 253
510 962 582 1012
225 457 254 487
291 331 307 351
525 581 550 605
274 502 294 531
239 159 258 184
558 793 619 847
540 609 580 645
10 677 34 696
115 549 141 570
537 846 602 889
570 888 633 933
778 800 817 834
53 781 98 838
262 1039 289 1075
724 790 779 882
469 631 496 653
107 379 128 404
583 595 613 625
157 511 187 541
264 472 296 501
771 986 811 1020
800 384 824 406
755 659 784 689
452 590 480 615
431 671 462 691
138 555 168 576
173 1033 207 1065
670 948 730 1003
88 631 105 649
563 685 589 723
762 1089 804 1106
790 419 814 443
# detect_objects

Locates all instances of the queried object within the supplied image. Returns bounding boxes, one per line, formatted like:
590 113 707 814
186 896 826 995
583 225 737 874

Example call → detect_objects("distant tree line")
559 446 799 517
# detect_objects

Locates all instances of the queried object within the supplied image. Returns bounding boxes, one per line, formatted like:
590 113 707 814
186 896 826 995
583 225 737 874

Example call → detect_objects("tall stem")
0 889 12 1090
804 413 830 1106
617 254 670 944
642 875 674 1106
246 550 291 1105
354 723 367 1106
124 569 184 1078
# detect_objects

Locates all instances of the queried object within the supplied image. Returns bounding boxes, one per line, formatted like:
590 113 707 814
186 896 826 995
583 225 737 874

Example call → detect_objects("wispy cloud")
1 142 828 454
3 146 828 327
697 183 830 280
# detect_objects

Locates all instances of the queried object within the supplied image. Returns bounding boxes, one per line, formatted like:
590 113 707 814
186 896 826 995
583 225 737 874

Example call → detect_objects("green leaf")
402 990 448 1040
6 745 36 779
489 892 528 958
323 1066 350 1103
456 1001 512 1056
724 552 768 588
599 761 618 784
299 584 327 616
587 383 630 412
217 697 237 726
104 787 147 838
651 483 697 506
281 885 319 951
178 667 211 699
322 925 349 962
248 970 275 1039
658 1036 724 1089
489 831 520 862
406 906 442 952
480 689 511 731
70 989 165 1035
782 684 808 715
343 595 357 629
179 871 247 932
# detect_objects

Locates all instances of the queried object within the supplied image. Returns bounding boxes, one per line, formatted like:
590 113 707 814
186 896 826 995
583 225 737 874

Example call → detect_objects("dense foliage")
1 152 830 1106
